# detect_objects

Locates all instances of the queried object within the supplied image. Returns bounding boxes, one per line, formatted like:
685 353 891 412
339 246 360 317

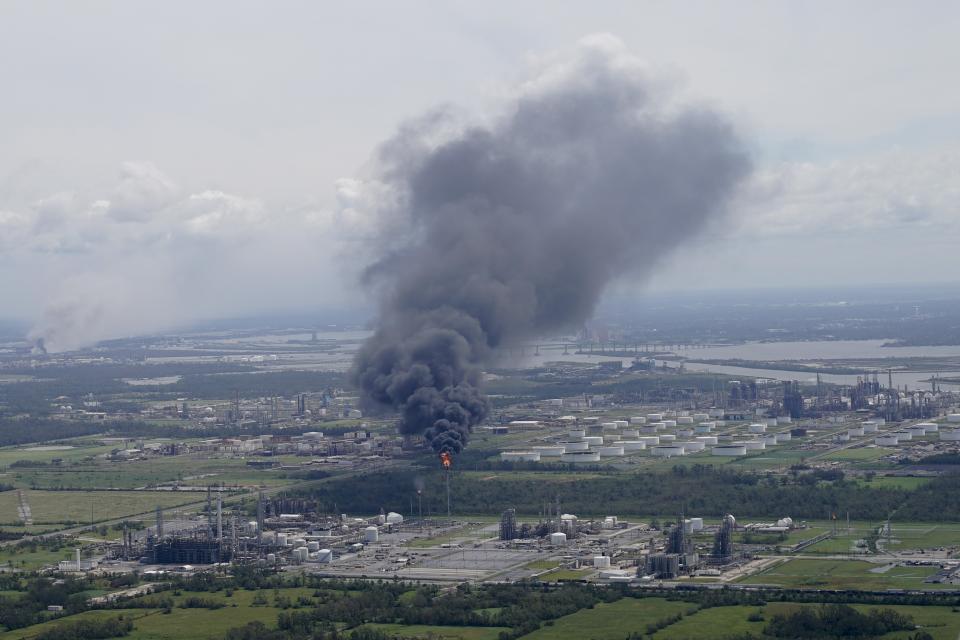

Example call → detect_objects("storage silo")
593 555 611 568
620 441 646 451
549 532 567 545
876 435 899 446
712 445 747 456
318 549 333 563
696 436 718 445
598 445 625 456
630 416 647 425
651 445 685 457
364 526 379 543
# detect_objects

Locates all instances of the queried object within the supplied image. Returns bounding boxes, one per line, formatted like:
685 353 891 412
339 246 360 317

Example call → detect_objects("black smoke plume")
351 35 751 455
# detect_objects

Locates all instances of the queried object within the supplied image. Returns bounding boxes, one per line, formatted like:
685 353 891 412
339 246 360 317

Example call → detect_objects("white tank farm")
637 436 660 446
663 420 677 428
862 421 878 433
848 427 865 437
598 446 625 456
776 432 792 443
949 414 960 423
593 555 612 568
742 440 766 450
317 549 333 563
651 445 685 457
622 429 639 438
678 441 705 453
677 416 694 425
696 435 718 445
549 532 567 545
940 430 960 441
876 435 900 446
561 451 601 463
568 429 586 439
915 422 938 433
712 445 747 456
601 422 619 430
364 526 379 543
560 440 589 452
659 433 676 442
532 446 566 456
695 423 715 433
748 423 766 433
613 420 629 428
501 451 541 462
647 413 664 421
620 441 647 451
630 416 647 425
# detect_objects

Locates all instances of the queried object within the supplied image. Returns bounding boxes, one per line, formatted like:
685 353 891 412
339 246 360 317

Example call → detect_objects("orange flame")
439 451 452 470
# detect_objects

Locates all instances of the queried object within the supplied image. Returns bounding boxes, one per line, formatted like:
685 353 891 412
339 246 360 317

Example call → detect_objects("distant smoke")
351 35 751 454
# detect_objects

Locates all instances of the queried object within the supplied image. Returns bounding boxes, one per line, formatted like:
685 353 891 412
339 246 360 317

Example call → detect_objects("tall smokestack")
351 35 751 456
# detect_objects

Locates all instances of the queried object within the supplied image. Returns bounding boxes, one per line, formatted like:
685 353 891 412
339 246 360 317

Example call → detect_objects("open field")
0 489 203 526
362 624 510 640
738 558 942 590
520 597 694 640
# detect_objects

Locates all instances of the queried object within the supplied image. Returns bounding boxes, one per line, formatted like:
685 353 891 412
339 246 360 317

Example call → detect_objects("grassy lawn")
821 447 893 462
855 476 932 490
652 605 762 639
886 523 960 550
738 558 943 590
361 624 510 640
521 598 694 640
540 568 593 582
0 490 202 526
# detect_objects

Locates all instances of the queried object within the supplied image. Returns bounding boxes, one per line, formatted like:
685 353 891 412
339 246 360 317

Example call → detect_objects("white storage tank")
763 434 779 445
690 517 704 531
601 422 619 431
637 436 660 446
317 549 333 563
364 526 379 543
640 426 660 435
876 435 899 446
659 434 676 442
386 512 404 524
862 421 878 433
593 555 612 568
779 416 793 424
776 433 792 443
677 416 694 425
663 420 677 428
748 423 766 433
848 427 865 437
561 451 601 463
276 534 288 547
693 413 710 421
568 429 586 439
949 414 960 423
500 451 541 462
678 441 705 453
765 418 778 427
712 445 747 456
293 538 306 548
294 547 309 563
307 541 320 552
630 416 647 425
266 553 276 564
613 420 629 428
916 422 938 433
560 440 589 452
940 429 960 441
598 445 625 457
620 441 647 451
647 413 664 421
835 433 850 443
532 446 566 456
549 532 567 545
893 431 912 441
696 435 718 445
622 429 639 439
695 423 715 433
651 445 685 457
742 440 766 450
583 436 604 446
677 429 694 438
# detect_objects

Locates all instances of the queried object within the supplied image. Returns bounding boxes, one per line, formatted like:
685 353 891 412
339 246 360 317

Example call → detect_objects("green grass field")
0 489 203 526
738 558 943 590
520 597 694 639
361 624 510 640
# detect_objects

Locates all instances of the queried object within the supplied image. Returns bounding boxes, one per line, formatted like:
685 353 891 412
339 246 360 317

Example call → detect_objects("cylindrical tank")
640 425 660 435
659 433 676 442
549 532 567 545
893 431 912 441
560 440 589 452
765 418 778 427
307 541 320 552
293 538 306 548
532 446 566 456
568 429 586 439
386 512 404 524
583 436 604 446
662 420 677 428
317 549 333 563
876 435 899 446
598 446 625 456
678 441 705 453
848 427 865 437
620 440 647 451
593 555 611 568
696 435 718 445
940 430 960 441
266 553 276 564
690 517 704 531
916 422 938 433
629 416 647 425
651 445 685 457
712 445 747 456
613 420 629 428
500 451 541 462
276 534 288 547
776 433 792 443
622 429 640 439
364 526 379 543
948 414 960 423
647 413 663 421
637 436 660 446
561 451 601 463
601 422 619 431
742 440 766 450
748 423 766 433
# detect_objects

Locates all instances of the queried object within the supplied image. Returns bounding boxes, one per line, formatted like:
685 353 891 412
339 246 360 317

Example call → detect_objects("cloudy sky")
2 1 959 348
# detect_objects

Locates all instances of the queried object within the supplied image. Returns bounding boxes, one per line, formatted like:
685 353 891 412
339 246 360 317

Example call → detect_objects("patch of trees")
34 615 133 640
764 604 914 638
908 453 960 465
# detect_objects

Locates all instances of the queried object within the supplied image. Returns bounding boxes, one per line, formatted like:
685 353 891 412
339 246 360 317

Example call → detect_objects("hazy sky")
2 1 959 347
